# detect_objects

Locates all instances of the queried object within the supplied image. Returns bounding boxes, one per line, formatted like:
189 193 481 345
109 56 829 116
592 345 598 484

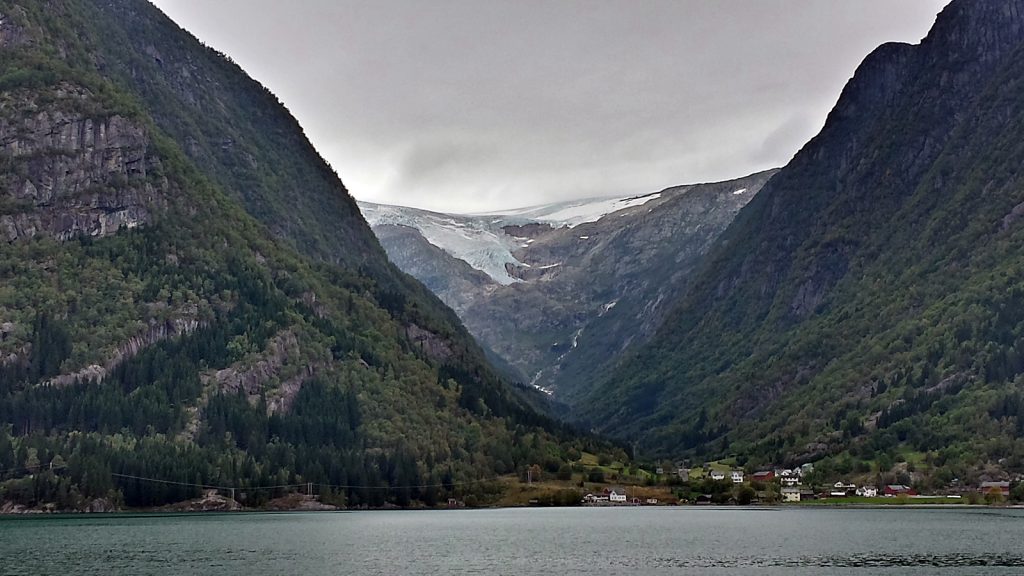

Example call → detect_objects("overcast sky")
149 1 949 213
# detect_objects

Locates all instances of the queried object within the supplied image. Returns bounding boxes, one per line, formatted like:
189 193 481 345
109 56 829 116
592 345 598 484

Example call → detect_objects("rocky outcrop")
209 329 323 414
109 315 202 367
0 84 168 242
0 501 29 514
0 8 32 49
0 497 118 514
502 222 555 239
0 322 20 365
45 315 201 387
214 330 299 396
264 493 340 511
86 498 119 513
159 490 241 512
404 323 453 363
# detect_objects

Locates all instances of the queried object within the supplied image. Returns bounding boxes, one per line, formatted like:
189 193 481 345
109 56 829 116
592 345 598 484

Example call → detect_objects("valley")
361 169 777 402
3 0 1024 517
361 0 1024 495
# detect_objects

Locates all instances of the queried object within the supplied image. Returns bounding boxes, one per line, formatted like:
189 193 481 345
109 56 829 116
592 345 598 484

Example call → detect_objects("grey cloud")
149 0 950 213
749 114 820 166
398 137 496 184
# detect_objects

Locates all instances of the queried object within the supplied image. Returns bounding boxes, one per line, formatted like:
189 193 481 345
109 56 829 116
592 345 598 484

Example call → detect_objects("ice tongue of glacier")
358 191 664 284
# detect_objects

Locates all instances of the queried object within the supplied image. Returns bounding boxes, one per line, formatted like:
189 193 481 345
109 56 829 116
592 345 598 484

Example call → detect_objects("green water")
2 507 1023 575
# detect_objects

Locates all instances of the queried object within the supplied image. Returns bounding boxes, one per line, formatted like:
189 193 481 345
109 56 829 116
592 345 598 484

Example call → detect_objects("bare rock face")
209 329 326 415
264 493 340 511
86 498 119 513
45 316 202 387
161 490 242 512
0 8 32 49
0 501 25 514
214 330 300 397
0 84 168 242
404 323 453 363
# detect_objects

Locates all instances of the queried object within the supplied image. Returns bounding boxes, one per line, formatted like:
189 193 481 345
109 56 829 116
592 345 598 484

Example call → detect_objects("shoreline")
3 501 1022 517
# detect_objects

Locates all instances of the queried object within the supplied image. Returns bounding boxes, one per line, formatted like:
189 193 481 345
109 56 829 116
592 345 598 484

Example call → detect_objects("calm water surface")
2 507 1023 575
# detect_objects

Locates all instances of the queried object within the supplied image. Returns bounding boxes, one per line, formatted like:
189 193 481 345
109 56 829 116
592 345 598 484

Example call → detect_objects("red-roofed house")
884 484 917 497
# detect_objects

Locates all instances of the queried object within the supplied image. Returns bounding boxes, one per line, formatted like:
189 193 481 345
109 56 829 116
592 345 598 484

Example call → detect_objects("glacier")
358 190 665 284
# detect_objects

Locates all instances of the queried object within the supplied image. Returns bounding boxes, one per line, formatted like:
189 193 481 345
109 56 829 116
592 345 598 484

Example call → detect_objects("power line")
0 462 68 476
6 463 510 493
108 471 505 492
110 472 243 491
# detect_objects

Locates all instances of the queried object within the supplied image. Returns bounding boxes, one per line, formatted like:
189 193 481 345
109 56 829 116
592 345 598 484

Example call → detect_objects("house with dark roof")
980 481 1010 497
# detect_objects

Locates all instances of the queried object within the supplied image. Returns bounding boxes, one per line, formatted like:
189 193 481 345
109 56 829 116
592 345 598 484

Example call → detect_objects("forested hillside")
580 0 1024 486
0 0 614 511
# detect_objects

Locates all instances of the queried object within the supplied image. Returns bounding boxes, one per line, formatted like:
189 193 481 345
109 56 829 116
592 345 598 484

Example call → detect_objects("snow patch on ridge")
490 192 663 228
600 301 618 316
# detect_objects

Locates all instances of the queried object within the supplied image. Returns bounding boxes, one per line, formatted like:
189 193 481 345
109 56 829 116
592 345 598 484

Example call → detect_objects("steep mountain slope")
361 170 776 400
0 0 611 511
581 0 1024 483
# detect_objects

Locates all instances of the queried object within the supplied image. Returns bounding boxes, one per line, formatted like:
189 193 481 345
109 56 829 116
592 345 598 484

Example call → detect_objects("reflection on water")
2 507 1024 576
614 553 1024 568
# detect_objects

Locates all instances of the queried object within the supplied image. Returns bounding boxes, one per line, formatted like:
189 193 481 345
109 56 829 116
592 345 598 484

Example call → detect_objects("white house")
710 470 727 481
831 481 856 497
608 488 627 503
856 486 878 498
731 470 744 484
782 487 801 502
780 474 801 487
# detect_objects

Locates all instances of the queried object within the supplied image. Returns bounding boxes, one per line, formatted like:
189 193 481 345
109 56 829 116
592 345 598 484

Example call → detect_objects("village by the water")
568 460 1014 507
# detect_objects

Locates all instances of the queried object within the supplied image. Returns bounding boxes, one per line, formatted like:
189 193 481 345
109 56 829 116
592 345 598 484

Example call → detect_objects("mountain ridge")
576 0 1024 486
0 0 615 512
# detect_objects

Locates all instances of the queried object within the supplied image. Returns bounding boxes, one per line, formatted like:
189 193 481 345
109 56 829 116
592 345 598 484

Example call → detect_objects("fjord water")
2 507 1022 575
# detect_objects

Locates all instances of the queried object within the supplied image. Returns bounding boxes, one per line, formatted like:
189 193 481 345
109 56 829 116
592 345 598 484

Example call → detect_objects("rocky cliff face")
46 315 201 388
363 169 777 399
0 84 165 241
